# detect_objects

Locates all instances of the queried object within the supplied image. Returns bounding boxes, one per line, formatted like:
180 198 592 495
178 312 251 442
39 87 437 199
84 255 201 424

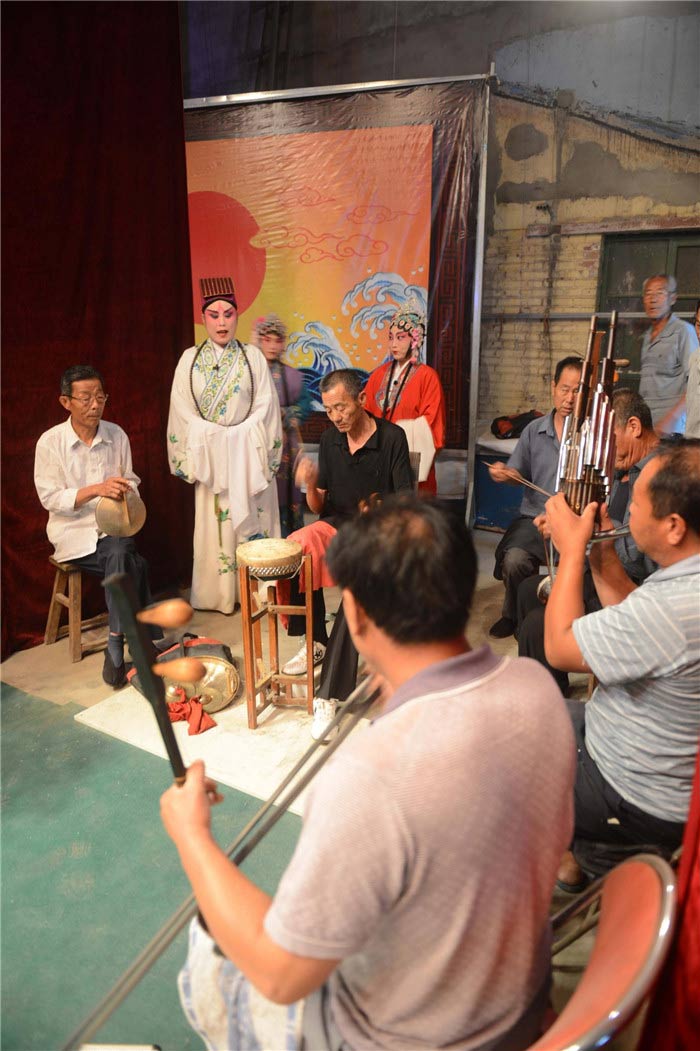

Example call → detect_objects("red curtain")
1 1 195 658
638 745 700 1050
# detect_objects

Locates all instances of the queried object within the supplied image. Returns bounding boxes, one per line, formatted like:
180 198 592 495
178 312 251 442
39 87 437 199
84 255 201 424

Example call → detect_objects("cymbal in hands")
138 599 193 629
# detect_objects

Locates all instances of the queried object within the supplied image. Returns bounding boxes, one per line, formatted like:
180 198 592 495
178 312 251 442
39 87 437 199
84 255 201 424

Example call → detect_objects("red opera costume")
364 361 446 493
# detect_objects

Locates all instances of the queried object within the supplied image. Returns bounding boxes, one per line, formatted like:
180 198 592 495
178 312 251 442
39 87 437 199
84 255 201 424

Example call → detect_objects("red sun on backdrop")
187 191 267 320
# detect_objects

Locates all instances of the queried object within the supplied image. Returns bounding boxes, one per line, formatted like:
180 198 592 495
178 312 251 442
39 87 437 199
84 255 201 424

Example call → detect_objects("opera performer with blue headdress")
364 301 446 493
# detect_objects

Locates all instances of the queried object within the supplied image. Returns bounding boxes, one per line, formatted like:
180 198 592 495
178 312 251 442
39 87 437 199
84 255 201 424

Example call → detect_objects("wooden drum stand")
237 540 316 729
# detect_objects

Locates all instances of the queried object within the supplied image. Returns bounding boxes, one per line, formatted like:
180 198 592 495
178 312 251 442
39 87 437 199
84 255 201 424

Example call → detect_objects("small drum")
236 538 302 580
95 490 147 538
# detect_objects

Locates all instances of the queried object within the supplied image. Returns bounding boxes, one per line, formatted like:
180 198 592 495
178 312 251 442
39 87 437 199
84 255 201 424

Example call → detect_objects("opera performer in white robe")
168 277 283 613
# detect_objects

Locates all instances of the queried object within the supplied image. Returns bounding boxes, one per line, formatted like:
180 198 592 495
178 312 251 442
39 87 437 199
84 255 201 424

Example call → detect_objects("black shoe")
489 616 515 639
102 650 128 689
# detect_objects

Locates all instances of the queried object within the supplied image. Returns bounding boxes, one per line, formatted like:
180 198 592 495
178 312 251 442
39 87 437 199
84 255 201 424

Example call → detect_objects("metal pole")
465 66 494 527
184 72 492 109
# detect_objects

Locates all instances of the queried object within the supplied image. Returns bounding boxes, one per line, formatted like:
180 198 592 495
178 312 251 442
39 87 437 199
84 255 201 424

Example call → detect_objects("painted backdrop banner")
185 81 487 445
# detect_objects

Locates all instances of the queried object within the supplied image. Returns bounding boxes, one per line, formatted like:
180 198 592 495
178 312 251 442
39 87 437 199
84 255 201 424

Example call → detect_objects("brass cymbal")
95 489 147 538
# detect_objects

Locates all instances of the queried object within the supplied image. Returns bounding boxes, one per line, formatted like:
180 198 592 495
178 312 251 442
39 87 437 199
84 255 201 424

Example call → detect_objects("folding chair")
529 854 676 1050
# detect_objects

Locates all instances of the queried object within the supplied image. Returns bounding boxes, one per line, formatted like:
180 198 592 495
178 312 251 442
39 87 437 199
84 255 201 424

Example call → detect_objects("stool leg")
267 583 280 704
45 568 67 645
252 579 264 677
240 565 258 730
68 571 83 663
303 555 314 715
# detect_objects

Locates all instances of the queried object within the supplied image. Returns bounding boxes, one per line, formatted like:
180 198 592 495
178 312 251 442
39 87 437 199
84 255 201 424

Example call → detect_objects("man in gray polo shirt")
161 495 575 1051
639 273 698 431
488 355 583 638
543 439 700 890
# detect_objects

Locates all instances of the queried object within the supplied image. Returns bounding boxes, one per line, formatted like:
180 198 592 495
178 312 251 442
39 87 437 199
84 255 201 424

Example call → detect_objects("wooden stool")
239 554 315 729
44 557 109 663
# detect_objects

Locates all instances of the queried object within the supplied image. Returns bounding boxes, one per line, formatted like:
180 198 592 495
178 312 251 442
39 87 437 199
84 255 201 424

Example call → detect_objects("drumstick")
118 464 130 525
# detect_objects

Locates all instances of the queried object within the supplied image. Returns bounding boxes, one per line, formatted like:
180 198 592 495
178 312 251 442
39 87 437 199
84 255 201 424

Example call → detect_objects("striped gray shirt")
573 554 700 823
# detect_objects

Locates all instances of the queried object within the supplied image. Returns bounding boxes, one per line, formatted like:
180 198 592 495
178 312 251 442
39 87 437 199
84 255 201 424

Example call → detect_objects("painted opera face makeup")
387 325 413 365
551 366 582 421
259 333 285 363
203 300 238 347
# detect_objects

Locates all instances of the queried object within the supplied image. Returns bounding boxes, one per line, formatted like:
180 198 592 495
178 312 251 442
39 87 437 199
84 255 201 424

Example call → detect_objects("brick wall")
476 94 700 434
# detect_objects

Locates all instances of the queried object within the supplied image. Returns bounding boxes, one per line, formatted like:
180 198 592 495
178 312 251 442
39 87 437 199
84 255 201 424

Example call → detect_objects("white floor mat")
74 687 320 815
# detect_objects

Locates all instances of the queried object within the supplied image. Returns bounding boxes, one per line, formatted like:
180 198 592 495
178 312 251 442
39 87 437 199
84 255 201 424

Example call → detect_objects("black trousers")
286 577 359 703
494 517 547 621
567 699 685 877
71 536 153 635
516 571 601 694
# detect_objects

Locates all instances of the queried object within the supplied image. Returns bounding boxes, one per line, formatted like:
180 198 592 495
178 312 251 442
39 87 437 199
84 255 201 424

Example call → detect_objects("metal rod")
466 71 493 528
60 677 380 1051
184 72 493 110
588 525 631 545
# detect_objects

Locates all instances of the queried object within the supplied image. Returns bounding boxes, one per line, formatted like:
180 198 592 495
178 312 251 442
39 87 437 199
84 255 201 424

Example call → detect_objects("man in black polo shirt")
282 368 412 738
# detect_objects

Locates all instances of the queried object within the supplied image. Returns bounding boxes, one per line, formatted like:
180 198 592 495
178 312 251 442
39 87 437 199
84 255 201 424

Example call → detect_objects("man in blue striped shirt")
543 439 700 890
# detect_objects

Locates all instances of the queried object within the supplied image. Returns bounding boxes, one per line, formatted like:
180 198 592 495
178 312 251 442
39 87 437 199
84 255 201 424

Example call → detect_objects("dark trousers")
286 577 359 703
516 571 601 695
71 536 153 635
494 517 547 621
567 699 685 877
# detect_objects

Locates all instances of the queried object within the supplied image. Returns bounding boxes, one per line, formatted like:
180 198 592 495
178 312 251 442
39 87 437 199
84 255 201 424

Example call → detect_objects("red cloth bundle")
167 687 217 735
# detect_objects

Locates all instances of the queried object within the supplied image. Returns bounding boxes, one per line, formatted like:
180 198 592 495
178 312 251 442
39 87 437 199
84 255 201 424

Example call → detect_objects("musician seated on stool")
34 365 158 688
281 368 412 740
488 356 583 639
160 494 575 1051
516 388 660 695
542 439 700 891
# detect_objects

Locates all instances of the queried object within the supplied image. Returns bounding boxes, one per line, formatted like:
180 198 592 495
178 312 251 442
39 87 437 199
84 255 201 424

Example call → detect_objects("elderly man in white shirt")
34 365 156 688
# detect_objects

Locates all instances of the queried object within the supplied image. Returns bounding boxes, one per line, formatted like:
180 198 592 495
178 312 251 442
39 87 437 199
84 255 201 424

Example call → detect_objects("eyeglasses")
69 393 109 406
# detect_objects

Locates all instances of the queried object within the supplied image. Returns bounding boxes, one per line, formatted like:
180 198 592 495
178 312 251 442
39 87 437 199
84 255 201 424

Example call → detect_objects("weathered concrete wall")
478 92 700 432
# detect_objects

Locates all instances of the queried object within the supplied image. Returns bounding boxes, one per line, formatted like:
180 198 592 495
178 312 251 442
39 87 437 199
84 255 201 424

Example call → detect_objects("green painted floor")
1 685 301 1051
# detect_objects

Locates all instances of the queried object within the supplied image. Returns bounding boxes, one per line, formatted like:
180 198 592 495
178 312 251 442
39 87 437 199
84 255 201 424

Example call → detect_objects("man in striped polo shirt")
543 439 700 890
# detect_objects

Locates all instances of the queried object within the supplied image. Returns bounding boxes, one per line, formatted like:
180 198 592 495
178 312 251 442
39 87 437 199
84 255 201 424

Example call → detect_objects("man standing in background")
639 274 698 431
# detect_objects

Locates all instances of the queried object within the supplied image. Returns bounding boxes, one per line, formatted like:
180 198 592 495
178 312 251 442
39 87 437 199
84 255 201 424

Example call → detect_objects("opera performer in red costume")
364 301 446 493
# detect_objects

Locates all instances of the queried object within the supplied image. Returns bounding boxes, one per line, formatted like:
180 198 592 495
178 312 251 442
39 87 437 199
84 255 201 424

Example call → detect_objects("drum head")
236 538 302 579
95 490 147 538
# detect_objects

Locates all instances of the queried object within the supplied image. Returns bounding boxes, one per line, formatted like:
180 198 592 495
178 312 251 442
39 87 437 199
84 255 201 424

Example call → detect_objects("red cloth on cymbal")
167 690 216 735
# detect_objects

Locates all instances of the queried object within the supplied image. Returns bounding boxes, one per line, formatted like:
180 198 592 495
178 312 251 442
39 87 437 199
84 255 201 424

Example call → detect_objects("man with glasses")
487 356 583 639
34 365 156 688
640 273 698 431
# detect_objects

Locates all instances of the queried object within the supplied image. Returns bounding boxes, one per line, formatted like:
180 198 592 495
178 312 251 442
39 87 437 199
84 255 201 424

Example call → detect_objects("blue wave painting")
284 273 428 410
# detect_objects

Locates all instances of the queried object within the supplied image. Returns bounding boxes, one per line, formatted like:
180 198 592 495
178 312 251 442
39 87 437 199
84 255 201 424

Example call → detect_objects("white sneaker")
311 697 339 741
282 640 326 676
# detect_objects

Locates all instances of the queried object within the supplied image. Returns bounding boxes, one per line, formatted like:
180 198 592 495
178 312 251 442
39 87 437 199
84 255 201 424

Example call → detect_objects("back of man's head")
60 365 104 397
319 369 362 399
612 388 654 432
326 494 476 645
649 439 700 537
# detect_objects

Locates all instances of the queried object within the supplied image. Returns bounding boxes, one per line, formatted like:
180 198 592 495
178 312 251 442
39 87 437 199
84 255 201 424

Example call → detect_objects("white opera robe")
168 340 283 613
